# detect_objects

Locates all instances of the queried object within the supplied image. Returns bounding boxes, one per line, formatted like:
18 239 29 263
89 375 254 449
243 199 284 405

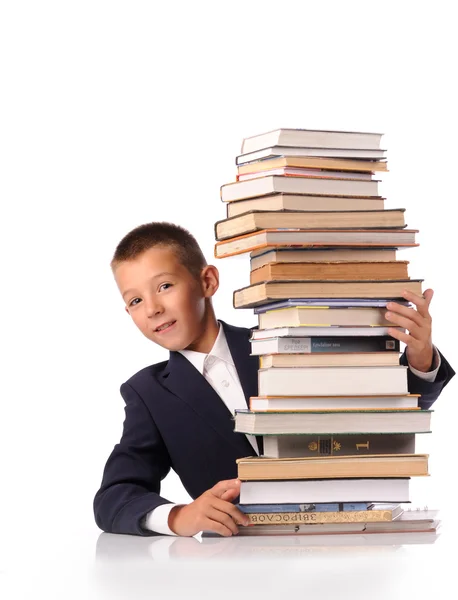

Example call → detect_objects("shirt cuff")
142 503 181 536
408 346 441 383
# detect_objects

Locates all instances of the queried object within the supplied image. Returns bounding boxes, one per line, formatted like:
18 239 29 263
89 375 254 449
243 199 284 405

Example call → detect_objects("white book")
251 326 403 340
241 129 383 154
234 408 431 435
258 366 408 396
239 477 409 504
250 394 419 411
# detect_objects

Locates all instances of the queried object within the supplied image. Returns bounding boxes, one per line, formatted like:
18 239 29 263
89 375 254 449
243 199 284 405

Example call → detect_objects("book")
236 454 429 480
253 298 411 312
257 365 408 396
215 229 419 259
221 175 380 202
250 261 409 284
236 146 387 165
249 394 419 411
258 353 401 368
238 502 370 513
258 306 395 329
215 209 406 241
237 167 375 182
250 336 400 355
250 247 397 270
234 409 432 435
239 477 410 504
241 505 404 525
233 279 423 308
241 128 383 154
251 326 404 340
232 513 439 536
236 155 388 176
262 433 418 458
227 194 386 218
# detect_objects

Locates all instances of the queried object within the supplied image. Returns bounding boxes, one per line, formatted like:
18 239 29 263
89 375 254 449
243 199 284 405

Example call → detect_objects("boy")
93 222 455 537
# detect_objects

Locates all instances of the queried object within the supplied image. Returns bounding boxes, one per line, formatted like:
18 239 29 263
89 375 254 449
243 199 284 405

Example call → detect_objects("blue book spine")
237 502 369 513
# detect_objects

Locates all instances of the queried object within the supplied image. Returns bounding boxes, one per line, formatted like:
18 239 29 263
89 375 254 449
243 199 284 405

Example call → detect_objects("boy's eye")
159 283 172 292
129 298 141 307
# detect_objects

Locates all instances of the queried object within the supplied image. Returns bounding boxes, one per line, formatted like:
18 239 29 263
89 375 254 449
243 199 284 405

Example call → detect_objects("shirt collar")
178 321 235 375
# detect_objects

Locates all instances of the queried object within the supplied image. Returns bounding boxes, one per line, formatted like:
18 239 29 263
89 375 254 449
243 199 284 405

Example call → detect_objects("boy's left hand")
385 288 434 373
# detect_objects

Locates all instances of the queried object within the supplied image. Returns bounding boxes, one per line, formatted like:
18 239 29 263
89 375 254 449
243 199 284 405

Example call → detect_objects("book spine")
245 510 394 524
238 502 369 513
263 434 416 457
277 337 400 353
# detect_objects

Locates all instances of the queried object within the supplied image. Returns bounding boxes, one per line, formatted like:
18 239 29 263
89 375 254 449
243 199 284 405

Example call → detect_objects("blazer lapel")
160 350 255 456
221 320 259 406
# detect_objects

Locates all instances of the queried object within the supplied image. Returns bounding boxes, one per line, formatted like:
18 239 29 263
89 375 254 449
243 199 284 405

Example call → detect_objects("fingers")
220 487 240 503
401 289 434 319
206 507 240 536
210 478 241 499
211 497 250 526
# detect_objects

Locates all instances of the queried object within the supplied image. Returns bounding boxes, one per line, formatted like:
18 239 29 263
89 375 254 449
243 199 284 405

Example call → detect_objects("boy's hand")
168 478 250 537
385 289 434 373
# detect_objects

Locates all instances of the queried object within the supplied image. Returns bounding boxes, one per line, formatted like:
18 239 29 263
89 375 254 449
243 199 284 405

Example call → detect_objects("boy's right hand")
167 478 250 537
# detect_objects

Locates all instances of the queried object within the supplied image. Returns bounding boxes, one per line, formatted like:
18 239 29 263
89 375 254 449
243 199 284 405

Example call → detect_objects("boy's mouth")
155 321 176 334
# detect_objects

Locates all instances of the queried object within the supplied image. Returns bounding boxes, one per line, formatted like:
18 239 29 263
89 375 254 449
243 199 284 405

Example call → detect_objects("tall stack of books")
214 128 438 536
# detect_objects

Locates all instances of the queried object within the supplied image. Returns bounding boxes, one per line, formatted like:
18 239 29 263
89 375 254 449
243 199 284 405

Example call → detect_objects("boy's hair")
111 222 207 279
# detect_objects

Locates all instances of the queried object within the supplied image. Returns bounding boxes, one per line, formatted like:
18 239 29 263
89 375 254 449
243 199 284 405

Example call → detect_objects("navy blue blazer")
93 320 455 536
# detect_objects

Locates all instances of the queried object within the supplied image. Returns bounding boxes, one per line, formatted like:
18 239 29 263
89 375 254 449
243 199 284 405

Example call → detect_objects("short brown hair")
111 222 207 279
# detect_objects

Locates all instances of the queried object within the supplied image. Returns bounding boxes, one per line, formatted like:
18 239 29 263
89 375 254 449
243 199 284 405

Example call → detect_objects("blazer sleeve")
400 347 455 410
93 382 173 536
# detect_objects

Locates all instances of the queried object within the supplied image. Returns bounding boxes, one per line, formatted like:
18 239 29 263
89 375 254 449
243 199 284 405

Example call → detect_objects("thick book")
262 433 418 458
215 229 419 259
236 454 429 480
234 409 432 435
250 247 397 270
258 305 394 329
259 353 401 368
227 194 386 218
250 336 400 355
215 209 406 241
240 505 404 525
241 129 383 154
237 502 370 513
250 261 409 284
257 365 408 396
234 279 423 308
239 477 410 504
249 394 419 411
236 146 387 165
221 175 380 202
236 155 388 176
231 510 439 536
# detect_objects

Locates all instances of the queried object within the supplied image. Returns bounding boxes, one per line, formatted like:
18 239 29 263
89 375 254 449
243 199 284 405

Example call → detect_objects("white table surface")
2 506 455 600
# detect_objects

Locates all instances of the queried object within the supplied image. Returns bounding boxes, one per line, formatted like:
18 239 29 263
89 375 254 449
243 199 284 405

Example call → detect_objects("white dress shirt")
143 322 258 535
143 323 441 536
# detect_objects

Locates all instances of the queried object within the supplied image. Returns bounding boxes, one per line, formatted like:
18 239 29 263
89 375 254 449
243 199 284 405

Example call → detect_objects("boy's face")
114 246 219 352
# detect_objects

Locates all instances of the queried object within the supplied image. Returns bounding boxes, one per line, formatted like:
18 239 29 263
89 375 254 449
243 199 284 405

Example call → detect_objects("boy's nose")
145 299 164 318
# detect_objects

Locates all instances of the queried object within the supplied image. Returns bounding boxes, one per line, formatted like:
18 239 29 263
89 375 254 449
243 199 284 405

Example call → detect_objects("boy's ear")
201 265 219 298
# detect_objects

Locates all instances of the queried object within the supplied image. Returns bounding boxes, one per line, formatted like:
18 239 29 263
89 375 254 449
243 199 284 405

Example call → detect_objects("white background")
1 1 457 596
